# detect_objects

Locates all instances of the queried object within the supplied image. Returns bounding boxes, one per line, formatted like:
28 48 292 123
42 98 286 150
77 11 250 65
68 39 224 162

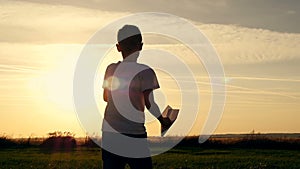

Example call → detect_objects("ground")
0 147 299 169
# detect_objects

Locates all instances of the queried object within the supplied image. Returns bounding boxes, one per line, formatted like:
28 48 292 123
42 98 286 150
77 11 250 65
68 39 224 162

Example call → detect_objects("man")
101 25 171 169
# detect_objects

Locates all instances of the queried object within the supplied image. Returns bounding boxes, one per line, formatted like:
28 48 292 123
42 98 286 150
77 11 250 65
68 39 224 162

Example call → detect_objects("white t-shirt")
102 61 160 134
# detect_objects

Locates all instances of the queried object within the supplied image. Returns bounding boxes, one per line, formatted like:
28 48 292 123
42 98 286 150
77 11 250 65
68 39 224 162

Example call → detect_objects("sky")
0 0 299 137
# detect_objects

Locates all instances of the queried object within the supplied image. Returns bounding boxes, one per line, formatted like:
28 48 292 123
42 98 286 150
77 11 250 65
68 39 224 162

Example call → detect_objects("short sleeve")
140 68 160 92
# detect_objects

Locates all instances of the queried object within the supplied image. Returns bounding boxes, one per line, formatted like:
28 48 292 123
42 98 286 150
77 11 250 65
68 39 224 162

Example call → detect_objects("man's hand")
159 116 172 126
158 116 172 134
143 90 172 135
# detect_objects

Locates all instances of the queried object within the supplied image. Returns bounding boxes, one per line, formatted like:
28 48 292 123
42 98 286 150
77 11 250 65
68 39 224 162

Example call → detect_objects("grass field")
1 134 299 169
0 147 299 169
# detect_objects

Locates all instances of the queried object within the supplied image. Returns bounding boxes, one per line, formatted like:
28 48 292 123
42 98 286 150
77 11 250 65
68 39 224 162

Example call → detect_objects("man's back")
102 60 159 134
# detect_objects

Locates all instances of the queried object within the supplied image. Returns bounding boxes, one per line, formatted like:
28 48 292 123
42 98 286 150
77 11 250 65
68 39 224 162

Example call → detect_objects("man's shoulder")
135 63 156 76
135 64 156 77
136 63 152 69
106 61 121 70
107 62 154 76
120 62 153 72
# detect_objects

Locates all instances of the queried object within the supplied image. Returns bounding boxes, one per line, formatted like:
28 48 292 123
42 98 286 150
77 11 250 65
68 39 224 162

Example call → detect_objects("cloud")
13 0 300 33
287 10 296 15
197 24 300 64
144 26 300 65
0 1 128 43
1 1 299 66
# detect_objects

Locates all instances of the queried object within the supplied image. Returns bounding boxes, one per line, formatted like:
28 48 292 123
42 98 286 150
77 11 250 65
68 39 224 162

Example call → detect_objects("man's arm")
103 89 108 102
143 89 171 125
102 64 113 102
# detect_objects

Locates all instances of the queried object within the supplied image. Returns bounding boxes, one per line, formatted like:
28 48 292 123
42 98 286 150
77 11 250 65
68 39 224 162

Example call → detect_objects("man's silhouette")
101 25 171 169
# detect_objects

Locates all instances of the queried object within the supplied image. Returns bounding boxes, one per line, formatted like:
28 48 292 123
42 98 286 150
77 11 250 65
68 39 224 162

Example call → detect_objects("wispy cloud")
0 64 43 74
198 24 300 64
14 0 300 33
1 1 299 66
226 76 300 83
0 1 128 43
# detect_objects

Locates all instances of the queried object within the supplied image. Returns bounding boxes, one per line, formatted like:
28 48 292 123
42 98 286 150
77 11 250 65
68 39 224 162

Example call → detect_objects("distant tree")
41 131 77 151
81 136 100 148
0 136 17 148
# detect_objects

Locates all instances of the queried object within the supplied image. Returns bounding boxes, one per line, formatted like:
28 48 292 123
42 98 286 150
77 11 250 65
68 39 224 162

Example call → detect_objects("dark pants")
102 149 152 169
102 132 152 169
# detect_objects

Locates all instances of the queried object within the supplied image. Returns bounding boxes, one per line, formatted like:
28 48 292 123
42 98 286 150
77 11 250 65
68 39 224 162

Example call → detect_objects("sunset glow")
1 0 299 138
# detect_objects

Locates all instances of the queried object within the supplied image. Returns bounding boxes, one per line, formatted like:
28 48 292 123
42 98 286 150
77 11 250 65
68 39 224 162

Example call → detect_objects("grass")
0 148 101 169
152 147 300 169
0 147 299 169
0 134 299 168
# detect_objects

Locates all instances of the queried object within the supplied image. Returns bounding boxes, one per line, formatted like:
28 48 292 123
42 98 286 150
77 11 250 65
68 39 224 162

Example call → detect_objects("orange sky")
0 1 299 137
